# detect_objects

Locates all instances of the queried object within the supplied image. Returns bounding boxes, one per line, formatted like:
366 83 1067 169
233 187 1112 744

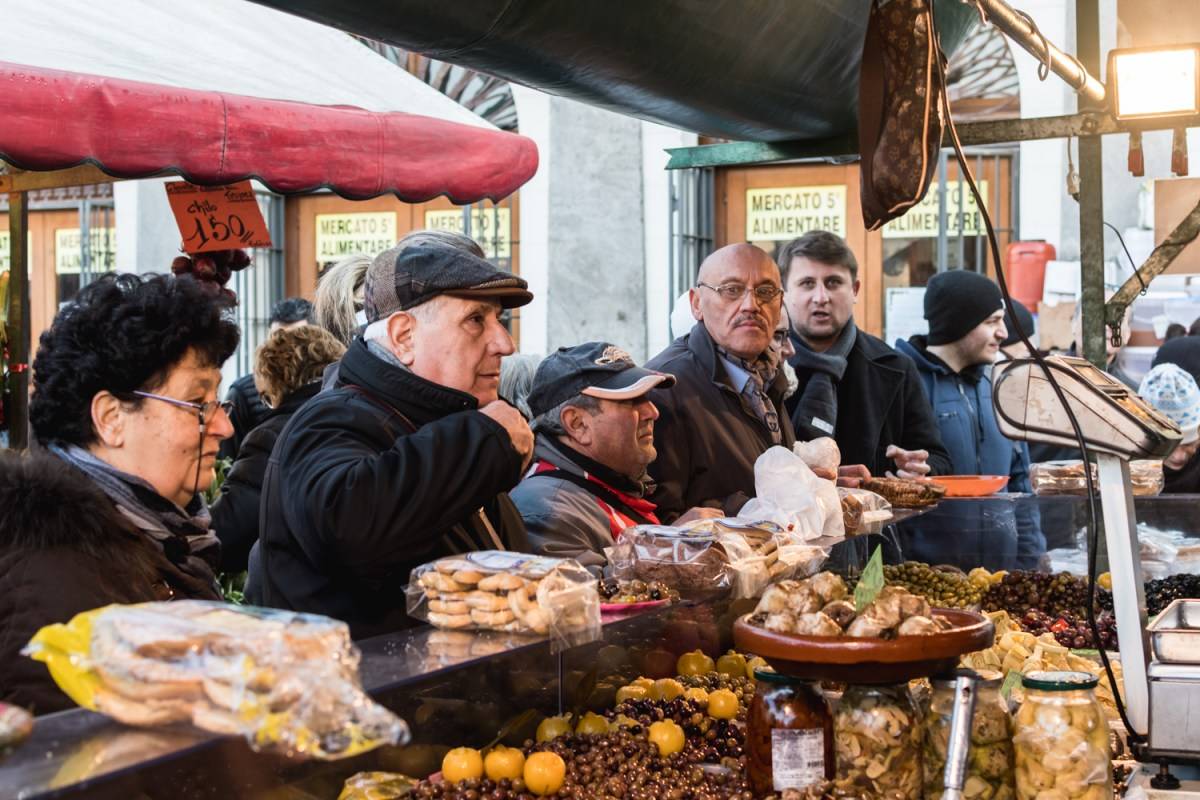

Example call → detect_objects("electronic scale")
993 354 1200 786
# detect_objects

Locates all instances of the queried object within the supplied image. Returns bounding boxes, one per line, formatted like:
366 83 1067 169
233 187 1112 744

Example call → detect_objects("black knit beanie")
1002 299 1035 347
924 270 1004 346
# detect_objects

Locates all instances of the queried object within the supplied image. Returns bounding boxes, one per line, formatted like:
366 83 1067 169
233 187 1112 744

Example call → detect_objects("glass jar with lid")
923 670 1015 800
1013 671 1112 800
747 669 834 796
834 683 923 800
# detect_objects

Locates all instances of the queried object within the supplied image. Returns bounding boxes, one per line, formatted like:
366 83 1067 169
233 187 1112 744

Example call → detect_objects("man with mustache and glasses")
510 342 722 572
644 244 798 521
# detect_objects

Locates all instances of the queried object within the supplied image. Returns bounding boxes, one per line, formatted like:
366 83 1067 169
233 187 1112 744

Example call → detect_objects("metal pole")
969 0 1107 107
6 192 30 450
938 151 949 272
1076 0 1107 368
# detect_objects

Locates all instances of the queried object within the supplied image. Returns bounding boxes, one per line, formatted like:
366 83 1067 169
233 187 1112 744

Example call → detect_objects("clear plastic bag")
794 436 841 480
678 517 829 597
837 488 893 536
740 446 845 540
23 601 407 760
406 551 600 648
608 526 734 599
339 771 419 800
1030 459 1164 496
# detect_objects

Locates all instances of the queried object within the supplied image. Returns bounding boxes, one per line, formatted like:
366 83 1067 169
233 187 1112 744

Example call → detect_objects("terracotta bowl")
733 608 994 683
927 475 1009 497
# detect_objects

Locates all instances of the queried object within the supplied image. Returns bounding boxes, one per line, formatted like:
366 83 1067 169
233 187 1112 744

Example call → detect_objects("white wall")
510 84 552 355
113 177 182 274
642 122 698 356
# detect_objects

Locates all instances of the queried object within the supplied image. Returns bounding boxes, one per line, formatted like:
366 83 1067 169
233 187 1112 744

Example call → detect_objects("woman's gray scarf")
48 443 221 586
789 318 857 440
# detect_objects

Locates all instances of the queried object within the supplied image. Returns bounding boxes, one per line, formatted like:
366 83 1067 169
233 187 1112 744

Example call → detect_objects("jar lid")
1022 670 1099 691
754 668 803 685
932 668 1003 688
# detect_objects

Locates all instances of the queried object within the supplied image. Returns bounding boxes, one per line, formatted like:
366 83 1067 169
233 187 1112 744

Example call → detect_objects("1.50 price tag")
165 180 272 254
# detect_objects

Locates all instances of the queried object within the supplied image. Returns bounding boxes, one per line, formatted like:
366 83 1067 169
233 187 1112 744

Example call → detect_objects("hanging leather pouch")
858 0 946 230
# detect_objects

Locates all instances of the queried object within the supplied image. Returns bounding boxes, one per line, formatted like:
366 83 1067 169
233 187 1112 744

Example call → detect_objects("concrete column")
642 122 698 357
113 177 182 274
512 86 650 359
510 84 552 356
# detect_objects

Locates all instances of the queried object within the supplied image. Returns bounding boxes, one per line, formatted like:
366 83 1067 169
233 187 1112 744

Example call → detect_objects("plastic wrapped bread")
406 551 600 647
23 601 407 760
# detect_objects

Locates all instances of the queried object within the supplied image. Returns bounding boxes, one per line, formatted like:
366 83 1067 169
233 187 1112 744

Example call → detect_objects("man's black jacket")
219 373 271 461
210 382 319 573
786 329 952 477
248 339 528 639
646 323 796 521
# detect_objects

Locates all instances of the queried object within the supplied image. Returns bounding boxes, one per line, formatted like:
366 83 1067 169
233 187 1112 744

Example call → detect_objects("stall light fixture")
1109 44 1200 120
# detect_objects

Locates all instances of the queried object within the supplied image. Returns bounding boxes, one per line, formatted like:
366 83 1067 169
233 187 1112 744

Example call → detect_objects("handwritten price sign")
165 180 272 254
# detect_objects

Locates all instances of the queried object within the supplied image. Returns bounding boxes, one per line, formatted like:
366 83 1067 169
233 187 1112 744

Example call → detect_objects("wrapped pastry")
23 601 407 760
407 551 599 647
794 437 841 480
861 477 945 508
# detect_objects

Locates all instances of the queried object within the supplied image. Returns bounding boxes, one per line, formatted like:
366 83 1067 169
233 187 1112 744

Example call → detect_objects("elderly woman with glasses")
0 272 238 714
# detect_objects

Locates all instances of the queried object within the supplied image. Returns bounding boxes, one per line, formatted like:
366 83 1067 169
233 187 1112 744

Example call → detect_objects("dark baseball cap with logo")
364 244 533 323
528 341 676 418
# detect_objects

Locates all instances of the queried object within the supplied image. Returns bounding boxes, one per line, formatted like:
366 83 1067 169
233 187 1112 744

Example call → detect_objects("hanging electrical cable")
930 13 1142 741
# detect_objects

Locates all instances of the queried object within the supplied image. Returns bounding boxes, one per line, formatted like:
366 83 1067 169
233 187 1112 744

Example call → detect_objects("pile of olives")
878 562 984 608
1143 574 1200 616
410 729 754 800
981 571 1094 618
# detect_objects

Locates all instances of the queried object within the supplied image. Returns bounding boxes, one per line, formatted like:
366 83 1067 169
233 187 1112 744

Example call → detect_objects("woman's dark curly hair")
31 272 240 447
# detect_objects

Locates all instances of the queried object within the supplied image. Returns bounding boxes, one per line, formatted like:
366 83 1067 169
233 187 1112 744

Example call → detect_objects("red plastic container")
1005 241 1056 310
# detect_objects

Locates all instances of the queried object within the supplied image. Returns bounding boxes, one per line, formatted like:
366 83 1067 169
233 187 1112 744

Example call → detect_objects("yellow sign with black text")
0 231 32 273
55 228 116 275
882 180 990 239
315 212 397 263
745 186 847 241
424 208 512 259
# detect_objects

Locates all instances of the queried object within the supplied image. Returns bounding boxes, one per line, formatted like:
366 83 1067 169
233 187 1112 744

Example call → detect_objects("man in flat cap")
250 244 535 637
510 343 721 572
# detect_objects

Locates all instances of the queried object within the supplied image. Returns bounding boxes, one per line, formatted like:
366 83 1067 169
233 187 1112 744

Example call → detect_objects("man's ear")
386 312 417 366
91 390 125 448
852 278 862 300
560 404 593 446
689 288 703 321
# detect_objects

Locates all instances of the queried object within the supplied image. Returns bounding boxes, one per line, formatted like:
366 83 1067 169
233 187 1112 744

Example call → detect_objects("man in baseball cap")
251 243 536 636
510 342 722 572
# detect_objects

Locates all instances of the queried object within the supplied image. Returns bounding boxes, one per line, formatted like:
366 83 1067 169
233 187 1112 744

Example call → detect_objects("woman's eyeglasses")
132 391 233 427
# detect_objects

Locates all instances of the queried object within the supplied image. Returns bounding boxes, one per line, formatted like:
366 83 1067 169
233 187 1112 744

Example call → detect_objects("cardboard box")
1038 300 1077 351
1155 177 1200 275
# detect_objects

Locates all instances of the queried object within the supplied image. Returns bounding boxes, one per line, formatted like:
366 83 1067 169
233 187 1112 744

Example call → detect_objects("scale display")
992 355 1181 460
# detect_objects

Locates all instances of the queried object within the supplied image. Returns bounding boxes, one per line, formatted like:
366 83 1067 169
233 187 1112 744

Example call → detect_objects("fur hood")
0 451 137 553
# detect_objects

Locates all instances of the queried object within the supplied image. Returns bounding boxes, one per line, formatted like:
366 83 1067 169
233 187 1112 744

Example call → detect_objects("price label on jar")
771 728 825 790
165 180 272 254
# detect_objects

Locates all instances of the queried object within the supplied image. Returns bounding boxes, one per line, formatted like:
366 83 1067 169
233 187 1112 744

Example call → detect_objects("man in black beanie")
894 270 1045 571
895 270 1032 490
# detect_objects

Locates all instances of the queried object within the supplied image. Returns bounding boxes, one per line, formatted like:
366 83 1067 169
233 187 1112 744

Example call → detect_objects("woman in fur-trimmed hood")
0 452 180 714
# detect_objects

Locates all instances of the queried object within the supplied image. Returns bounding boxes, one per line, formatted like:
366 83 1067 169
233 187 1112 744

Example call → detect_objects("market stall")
2 489 1198 800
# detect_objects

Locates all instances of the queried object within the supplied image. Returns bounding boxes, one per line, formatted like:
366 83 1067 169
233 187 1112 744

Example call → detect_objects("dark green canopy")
252 0 977 142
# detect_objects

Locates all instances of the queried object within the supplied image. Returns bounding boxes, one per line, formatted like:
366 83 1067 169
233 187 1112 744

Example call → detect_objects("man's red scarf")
531 460 660 539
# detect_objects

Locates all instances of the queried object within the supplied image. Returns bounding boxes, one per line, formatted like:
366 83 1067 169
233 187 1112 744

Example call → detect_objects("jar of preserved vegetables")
747 669 834 795
1013 671 1111 800
834 683 922 800
923 670 1015 800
